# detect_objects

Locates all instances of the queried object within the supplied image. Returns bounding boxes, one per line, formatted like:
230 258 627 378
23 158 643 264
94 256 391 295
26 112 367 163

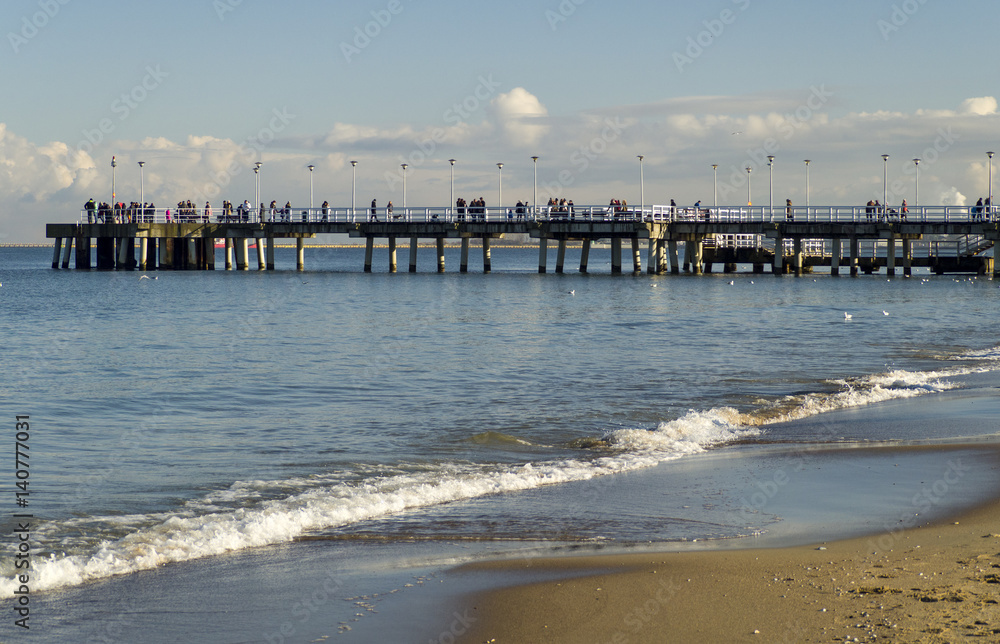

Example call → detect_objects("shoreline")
455 449 1000 643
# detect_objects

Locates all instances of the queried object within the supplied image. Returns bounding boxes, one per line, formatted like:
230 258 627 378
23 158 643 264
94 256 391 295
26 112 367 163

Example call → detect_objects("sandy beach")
455 440 1000 644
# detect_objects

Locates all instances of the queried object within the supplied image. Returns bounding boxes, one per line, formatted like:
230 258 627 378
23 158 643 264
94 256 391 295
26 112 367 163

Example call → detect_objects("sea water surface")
1 245 999 641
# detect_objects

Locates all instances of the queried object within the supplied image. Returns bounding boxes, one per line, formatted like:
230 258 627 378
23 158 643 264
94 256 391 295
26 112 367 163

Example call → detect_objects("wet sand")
457 452 1000 644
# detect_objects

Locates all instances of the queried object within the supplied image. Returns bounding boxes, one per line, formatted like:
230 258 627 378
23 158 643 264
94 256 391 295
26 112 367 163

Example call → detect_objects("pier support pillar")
668 240 679 274
556 239 566 274
205 238 215 270
159 238 174 270
52 238 62 268
224 238 233 270
773 235 784 275
62 237 75 269
139 238 148 270
409 237 418 273
831 238 841 276
187 239 198 270
849 237 859 277
632 237 642 273
683 241 692 272
903 238 912 276
460 238 469 273
611 238 622 274
296 237 305 271
256 238 266 270
96 238 115 269
117 237 133 269
482 237 492 273
647 239 656 274
657 240 667 274
538 238 548 273
692 238 703 275
793 237 803 276
237 238 249 270
388 237 397 273
364 237 374 272
436 238 445 273
580 239 591 273
266 237 275 270
75 237 91 269
886 237 896 276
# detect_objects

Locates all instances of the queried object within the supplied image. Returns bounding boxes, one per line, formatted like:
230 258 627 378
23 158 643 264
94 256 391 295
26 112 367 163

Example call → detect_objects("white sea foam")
0 362 986 598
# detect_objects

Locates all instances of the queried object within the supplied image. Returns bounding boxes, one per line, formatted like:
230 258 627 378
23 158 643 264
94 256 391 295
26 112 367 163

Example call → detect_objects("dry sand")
457 495 1000 643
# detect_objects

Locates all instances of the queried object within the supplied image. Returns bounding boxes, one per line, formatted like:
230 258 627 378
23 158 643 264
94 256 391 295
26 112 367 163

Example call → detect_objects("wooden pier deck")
45 205 999 276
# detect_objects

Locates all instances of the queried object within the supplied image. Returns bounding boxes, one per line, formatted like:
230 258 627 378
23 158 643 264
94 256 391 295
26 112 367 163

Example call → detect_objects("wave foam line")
0 418 749 597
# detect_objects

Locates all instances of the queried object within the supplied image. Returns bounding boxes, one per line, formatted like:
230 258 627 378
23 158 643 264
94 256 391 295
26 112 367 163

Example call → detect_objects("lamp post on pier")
637 155 644 216
111 156 117 205
531 156 538 218
307 164 315 211
401 163 408 210
254 161 262 222
746 166 752 207
767 155 775 219
496 162 503 215
350 160 357 219
449 159 456 216
988 151 994 218
912 158 920 207
138 161 145 205
803 160 811 210
882 154 889 218
712 164 718 208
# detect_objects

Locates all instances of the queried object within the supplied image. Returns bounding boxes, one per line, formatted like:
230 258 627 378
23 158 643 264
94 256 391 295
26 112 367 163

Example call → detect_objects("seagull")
139 275 150 280
568 289 575 295
728 280 734 285
844 312 853 320
882 310 889 316
651 284 658 288
750 280 754 284
731 131 743 136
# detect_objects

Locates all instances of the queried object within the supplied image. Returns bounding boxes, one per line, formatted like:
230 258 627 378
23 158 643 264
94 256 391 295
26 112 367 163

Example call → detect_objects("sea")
1 243 999 643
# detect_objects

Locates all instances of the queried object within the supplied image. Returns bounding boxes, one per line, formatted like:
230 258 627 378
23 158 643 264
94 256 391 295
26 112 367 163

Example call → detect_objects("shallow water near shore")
1 245 999 642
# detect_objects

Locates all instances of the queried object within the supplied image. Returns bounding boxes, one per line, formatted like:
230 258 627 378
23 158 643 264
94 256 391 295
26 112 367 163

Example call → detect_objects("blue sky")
2 0 999 241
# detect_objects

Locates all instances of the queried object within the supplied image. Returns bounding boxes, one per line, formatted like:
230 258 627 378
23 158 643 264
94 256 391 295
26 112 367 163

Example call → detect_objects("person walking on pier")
387 201 394 219
85 199 96 223
370 199 378 221
321 201 330 222
866 200 874 221
786 199 793 222
974 197 984 221
204 201 212 223
900 199 908 222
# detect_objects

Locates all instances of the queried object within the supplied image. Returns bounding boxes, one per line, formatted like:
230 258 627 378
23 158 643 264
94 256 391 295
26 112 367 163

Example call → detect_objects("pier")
46 205 998 276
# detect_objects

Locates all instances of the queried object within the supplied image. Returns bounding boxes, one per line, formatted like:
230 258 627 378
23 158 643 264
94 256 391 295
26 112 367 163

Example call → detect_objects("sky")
2 0 1000 242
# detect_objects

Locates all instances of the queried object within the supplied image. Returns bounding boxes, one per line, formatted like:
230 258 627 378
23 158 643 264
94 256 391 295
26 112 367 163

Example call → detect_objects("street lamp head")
637 155 644 161
881 154 889 162
254 161 262 170
253 166 259 175
350 160 357 167
401 163 408 170
767 155 775 164
137 161 145 168
111 156 117 168
449 159 456 166
497 163 503 170
712 164 718 170
307 164 315 172
746 166 752 174
804 159 811 165
913 158 920 166
531 156 538 162
989 151 995 159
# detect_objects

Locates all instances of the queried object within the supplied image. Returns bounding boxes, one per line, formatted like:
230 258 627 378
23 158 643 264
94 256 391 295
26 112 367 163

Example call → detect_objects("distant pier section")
46 204 998 276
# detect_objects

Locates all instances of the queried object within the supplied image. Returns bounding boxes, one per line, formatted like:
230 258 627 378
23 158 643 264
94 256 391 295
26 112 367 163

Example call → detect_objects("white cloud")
488 88 549 147
959 96 998 116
